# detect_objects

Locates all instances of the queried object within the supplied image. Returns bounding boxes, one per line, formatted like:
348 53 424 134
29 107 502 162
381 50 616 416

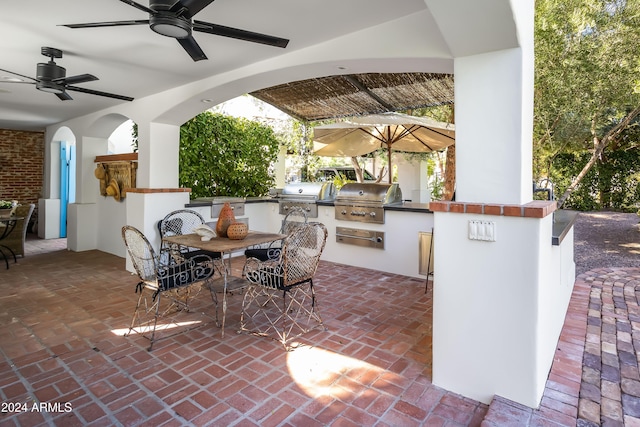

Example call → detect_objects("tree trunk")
442 107 456 200
556 105 640 208
556 136 605 208
443 144 456 200
350 157 364 182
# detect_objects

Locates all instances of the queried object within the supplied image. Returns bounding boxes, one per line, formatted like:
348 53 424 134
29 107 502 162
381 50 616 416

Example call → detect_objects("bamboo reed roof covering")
250 72 454 122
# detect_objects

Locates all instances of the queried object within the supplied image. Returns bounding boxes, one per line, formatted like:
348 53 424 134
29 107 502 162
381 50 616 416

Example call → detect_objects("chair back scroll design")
244 206 309 261
158 209 222 262
160 209 206 238
280 206 309 235
121 225 217 350
245 222 326 290
241 222 328 348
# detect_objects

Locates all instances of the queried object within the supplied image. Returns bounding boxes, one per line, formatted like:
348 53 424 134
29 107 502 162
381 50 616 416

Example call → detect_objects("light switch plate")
468 220 496 241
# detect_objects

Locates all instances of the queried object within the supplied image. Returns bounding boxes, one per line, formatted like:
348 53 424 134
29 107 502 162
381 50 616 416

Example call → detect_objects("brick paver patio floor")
1 236 639 426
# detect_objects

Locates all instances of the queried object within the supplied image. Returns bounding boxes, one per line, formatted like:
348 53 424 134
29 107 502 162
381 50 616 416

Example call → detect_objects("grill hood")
335 183 402 206
280 182 336 201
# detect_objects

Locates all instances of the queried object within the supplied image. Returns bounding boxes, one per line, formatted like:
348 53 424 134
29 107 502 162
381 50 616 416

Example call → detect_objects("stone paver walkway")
483 268 640 426
577 268 640 426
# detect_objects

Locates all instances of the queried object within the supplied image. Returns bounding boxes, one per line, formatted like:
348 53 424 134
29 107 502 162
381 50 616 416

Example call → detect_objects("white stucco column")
431 0 572 409
136 122 181 188
274 145 287 188
76 136 107 204
455 48 533 204
396 155 430 203
66 136 107 251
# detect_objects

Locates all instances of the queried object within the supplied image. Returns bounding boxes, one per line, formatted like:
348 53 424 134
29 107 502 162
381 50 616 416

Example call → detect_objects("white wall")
315 205 433 278
123 191 191 271
396 156 430 203
432 212 553 406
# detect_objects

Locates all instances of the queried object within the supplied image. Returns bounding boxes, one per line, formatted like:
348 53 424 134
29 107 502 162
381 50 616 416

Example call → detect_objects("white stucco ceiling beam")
425 0 519 57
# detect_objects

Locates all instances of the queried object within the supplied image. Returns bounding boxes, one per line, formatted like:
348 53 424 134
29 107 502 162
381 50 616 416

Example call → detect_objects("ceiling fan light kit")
149 14 191 38
35 81 64 94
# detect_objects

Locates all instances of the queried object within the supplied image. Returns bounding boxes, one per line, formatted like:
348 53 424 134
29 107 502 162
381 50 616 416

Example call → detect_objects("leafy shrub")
549 150 640 212
179 112 281 198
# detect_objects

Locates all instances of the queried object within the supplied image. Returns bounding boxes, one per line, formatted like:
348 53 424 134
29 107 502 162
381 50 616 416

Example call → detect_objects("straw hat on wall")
105 179 121 201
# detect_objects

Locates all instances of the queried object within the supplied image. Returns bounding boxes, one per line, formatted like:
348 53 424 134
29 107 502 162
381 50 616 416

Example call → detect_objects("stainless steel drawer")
336 226 384 249
212 202 245 218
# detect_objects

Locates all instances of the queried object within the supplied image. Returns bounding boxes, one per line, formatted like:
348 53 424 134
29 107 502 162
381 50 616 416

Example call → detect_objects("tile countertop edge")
552 209 579 246
186 198 433 212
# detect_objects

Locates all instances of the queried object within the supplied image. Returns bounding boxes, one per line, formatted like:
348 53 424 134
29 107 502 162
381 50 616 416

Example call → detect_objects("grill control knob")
341 210 347 215
369 212 376 217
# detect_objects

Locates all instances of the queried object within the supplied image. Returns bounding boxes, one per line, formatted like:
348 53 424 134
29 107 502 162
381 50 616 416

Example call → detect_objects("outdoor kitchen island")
186 194 576 283
187 195 435 279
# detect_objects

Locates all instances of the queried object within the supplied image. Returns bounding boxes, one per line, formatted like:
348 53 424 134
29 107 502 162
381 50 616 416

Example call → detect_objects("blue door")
59 142 76 237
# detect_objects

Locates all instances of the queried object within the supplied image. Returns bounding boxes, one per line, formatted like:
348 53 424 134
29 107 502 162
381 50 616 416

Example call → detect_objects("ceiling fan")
0 47 133 102
60 0 290 62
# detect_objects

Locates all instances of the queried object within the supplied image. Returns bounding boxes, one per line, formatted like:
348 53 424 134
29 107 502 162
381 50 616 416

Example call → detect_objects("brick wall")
0 129 44 226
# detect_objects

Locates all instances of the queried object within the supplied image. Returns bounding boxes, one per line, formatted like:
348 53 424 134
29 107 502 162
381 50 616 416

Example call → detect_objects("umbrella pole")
387 143 392 184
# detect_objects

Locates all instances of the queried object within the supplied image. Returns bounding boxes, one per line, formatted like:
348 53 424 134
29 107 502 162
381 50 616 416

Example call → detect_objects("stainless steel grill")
278 182 336 218
334 183 402 224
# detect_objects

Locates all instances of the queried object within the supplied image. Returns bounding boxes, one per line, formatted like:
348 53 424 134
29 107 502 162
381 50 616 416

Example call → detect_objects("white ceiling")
0 0 432 131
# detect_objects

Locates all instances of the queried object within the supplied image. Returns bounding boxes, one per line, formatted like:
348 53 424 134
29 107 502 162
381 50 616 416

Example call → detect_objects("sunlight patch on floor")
286 345 390 399
110 320 203 336
619 242 640 253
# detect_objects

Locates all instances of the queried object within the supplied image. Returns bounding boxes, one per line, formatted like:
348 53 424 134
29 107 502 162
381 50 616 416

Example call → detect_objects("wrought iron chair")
244 206 308 261
240 222 328 349
121 225 218 351
159 209 222 263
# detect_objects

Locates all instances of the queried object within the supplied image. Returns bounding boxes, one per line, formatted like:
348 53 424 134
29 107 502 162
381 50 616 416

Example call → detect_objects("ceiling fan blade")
60 20 149 29
117 0 156 14
66 86 134 102
193 21 289 48
56 74 98 85
0 68 37 82
174 0 215 18
177 36 208 61
56 91 73 101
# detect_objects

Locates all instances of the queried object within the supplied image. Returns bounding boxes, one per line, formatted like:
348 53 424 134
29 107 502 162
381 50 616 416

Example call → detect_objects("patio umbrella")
313 112 455 183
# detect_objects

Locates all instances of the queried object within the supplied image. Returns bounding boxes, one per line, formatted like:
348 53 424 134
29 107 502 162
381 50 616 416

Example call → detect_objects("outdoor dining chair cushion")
244 206 308 261
180 248 222 260
244 247 282 262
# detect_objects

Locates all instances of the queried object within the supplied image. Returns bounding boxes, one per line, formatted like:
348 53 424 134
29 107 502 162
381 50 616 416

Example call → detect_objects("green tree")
534 0 640 208
179 112 280 198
